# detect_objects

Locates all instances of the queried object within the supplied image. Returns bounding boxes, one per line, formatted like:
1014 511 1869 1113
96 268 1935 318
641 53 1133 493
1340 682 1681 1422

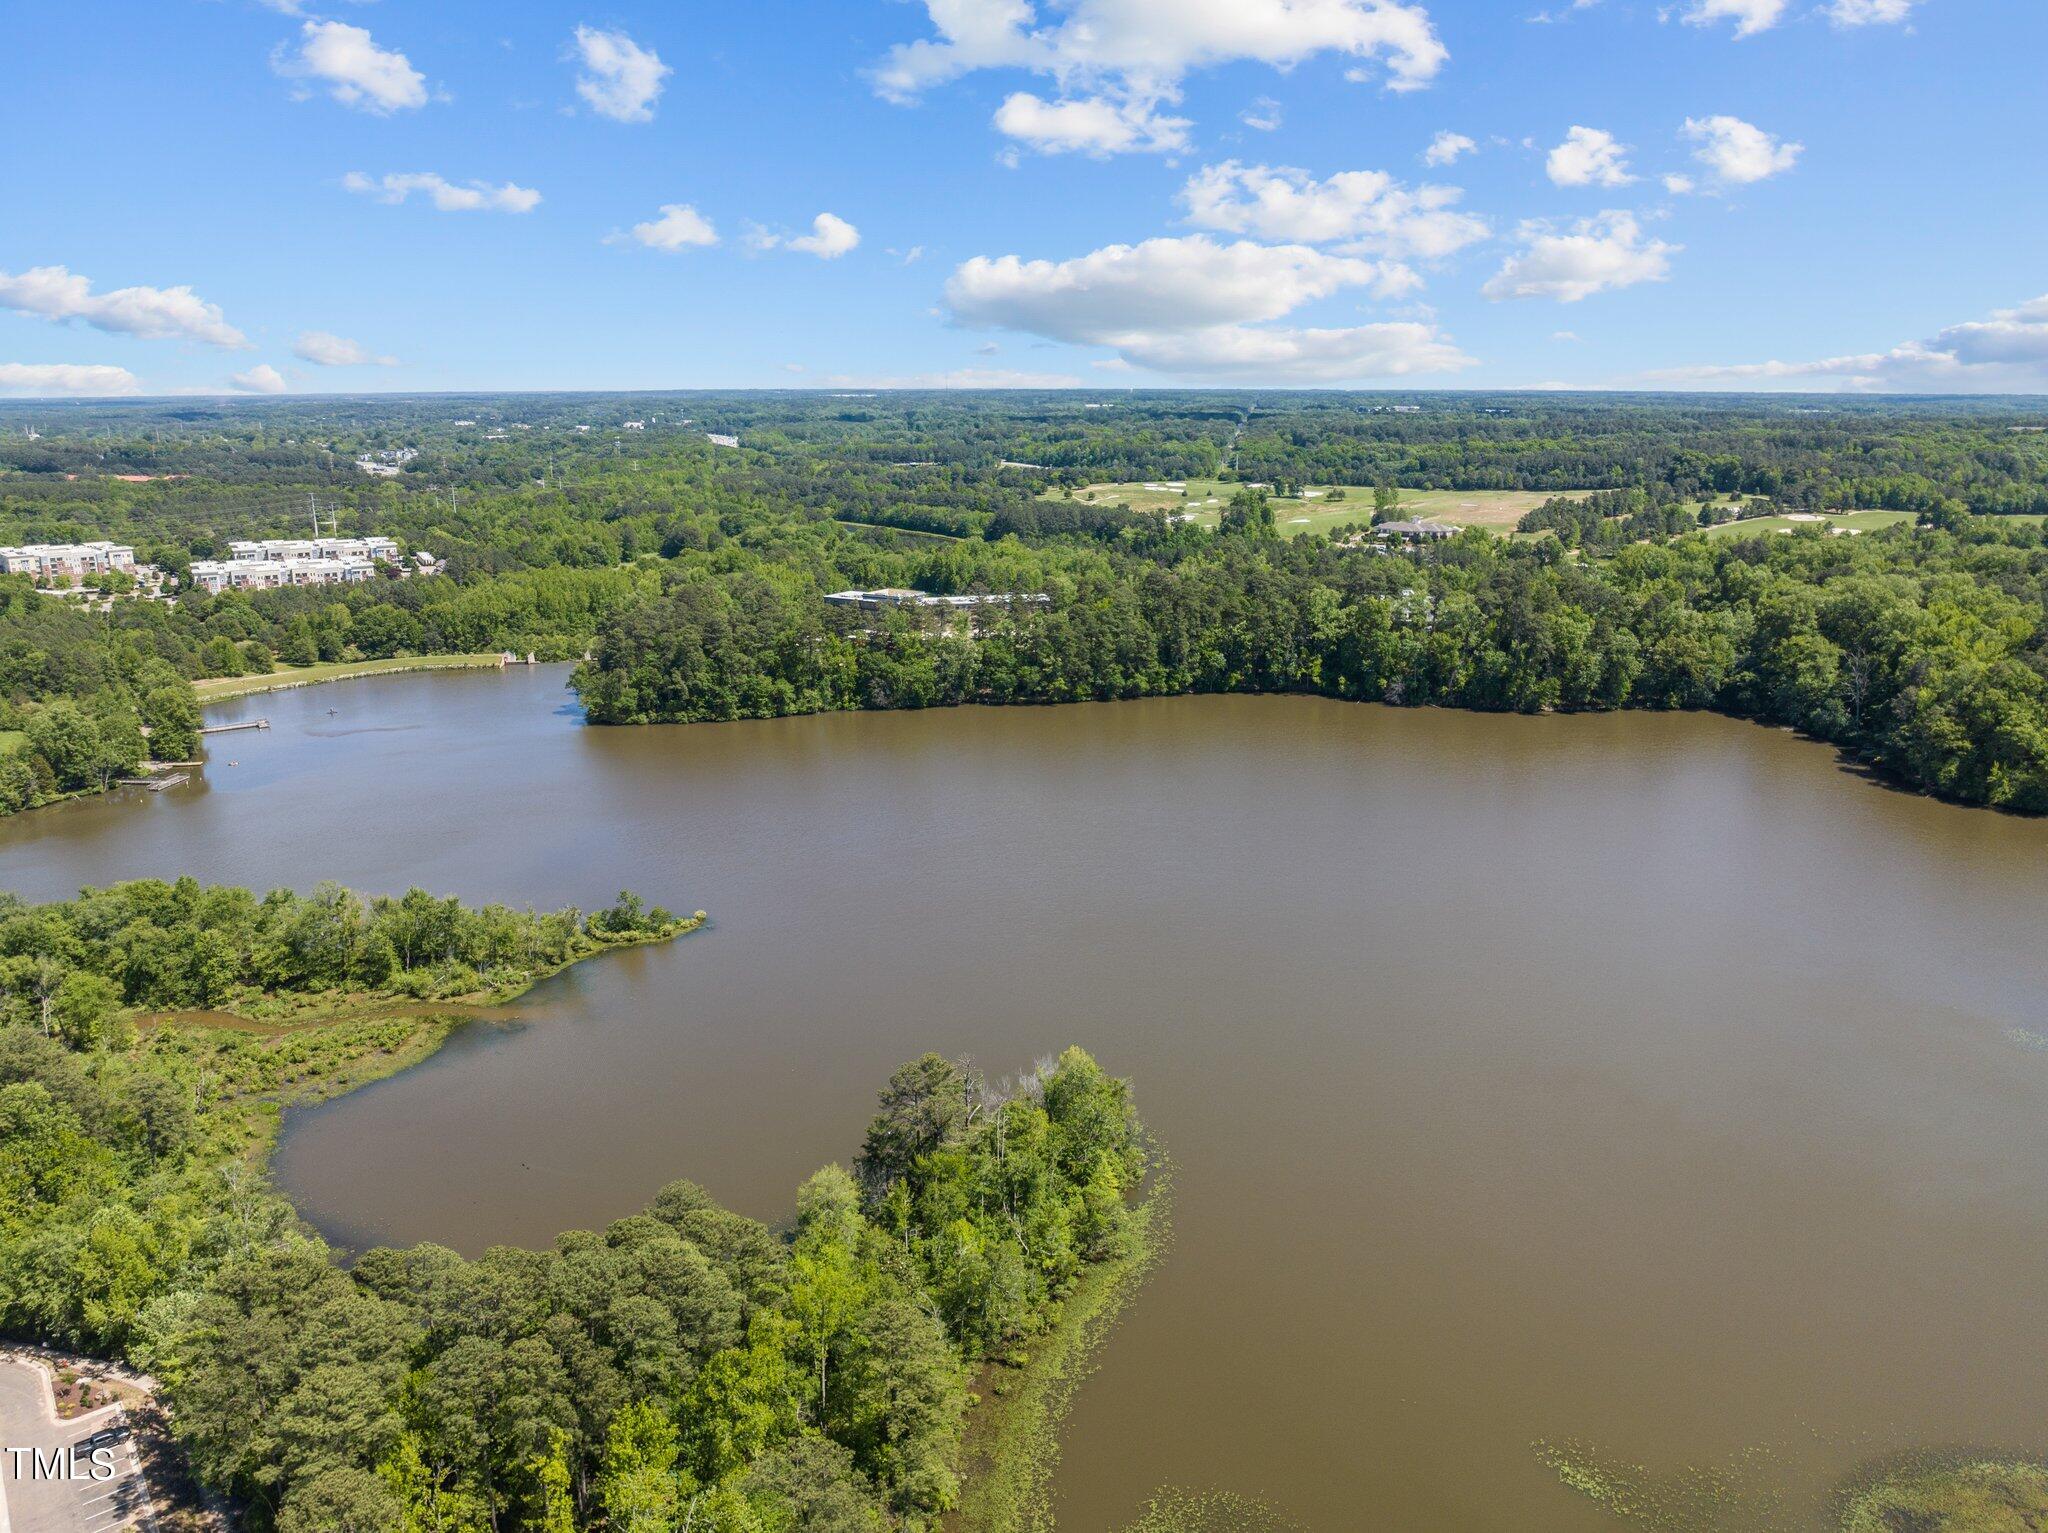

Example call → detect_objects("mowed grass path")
192 653 506 702
1051 480 1580 537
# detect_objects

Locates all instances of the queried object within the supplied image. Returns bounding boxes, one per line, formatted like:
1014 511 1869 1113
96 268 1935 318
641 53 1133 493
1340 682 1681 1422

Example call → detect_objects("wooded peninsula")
2 391 2044 1532
1 875 1150 1531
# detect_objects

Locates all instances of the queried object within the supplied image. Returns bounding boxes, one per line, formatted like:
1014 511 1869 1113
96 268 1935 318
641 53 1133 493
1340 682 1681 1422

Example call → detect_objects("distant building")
354 447 417 476
823 588 1050 613
228 537 401 565
622 421 647 431
1373 519 1457 544
187 557 378 594
0 541 138 582
186 536 411 594
705 432 740 448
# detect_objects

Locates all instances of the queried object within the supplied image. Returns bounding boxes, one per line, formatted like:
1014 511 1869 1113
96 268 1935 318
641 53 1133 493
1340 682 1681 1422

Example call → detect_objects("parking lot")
1 1359 156 1532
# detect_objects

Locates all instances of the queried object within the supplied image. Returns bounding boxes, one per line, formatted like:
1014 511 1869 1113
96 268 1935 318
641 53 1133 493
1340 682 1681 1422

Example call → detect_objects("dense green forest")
0 876 1149 1530
7 391 2047 511
572 504 2048 813
2 391 2044 818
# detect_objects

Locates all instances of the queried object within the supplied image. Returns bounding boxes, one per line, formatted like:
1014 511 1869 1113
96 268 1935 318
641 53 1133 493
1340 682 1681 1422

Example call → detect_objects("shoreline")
578 683 2035 819
142 915 708 1176
192 652 511 703
951 1172 1171 1533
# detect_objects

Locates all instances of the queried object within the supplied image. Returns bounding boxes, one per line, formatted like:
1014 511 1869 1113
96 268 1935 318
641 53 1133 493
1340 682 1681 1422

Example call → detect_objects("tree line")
0 876 1147 1530
575 505 2048 814
0 565 657 817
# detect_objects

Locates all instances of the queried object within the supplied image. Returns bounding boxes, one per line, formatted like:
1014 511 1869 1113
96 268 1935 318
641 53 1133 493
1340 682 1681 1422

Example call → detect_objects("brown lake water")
4 665 2047 1531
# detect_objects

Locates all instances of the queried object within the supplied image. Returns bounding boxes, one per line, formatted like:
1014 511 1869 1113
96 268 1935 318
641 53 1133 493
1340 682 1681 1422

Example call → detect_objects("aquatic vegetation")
1534 1439 1798 1532
1114 1488 1305 1533
1838 1459 2048 1532
954 1163 1172 1533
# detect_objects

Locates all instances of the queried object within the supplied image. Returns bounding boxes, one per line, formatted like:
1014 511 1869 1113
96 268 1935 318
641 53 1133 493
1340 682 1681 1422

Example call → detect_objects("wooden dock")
199 719 269 735
117 772 189 792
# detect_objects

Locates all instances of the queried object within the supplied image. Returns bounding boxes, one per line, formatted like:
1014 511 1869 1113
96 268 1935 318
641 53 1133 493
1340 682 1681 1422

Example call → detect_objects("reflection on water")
6 665 2048 1532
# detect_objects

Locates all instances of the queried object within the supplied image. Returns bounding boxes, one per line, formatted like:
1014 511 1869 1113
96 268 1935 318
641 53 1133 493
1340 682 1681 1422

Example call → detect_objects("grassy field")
1053 480 1577 537
192 653 506 701
834 518 970 543
1700 510 1916 539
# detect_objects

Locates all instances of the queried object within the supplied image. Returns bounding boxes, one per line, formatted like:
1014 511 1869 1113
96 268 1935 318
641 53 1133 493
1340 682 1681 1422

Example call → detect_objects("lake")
4 665 2047 1531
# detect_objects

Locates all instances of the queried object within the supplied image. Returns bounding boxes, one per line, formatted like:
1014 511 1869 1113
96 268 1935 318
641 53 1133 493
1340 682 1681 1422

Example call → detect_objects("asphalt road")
0 1361 153 1533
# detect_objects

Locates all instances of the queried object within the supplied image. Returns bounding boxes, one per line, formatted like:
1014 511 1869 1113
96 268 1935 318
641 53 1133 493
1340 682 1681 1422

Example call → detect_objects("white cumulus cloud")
1107 321 1473 379
230 364 289 394
786 213 862 260
343 172 542 213
1546 126 1634 187
1483 211 1677 303
1825 0 1919 23
276 20 427 114
1179 161 1488 263
993 92 1190 154
623 204 720 251
942 234 1473 381
293 331 397 367
571 26 671 123
1646 295 2048 391
1682 114 1801 184
0 363 141 397
1676 0 1787 37
1423 130 1475 166
871 0 1448 154
0 265 247 349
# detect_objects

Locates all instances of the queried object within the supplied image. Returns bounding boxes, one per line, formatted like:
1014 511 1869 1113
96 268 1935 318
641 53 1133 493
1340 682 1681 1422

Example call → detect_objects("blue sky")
4 0 2044 396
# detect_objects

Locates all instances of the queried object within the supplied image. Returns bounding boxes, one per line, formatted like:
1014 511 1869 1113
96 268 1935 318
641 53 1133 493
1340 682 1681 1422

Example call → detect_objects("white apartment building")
0 541 139 582
186 556 380 595
227 537 402 565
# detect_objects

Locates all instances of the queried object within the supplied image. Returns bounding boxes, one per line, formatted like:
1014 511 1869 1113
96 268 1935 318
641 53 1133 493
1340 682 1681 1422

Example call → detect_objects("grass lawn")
192 653 506 702
0 729 26 757
1998 513 2046 527
1700 510 1916 539
1051 481 1582 537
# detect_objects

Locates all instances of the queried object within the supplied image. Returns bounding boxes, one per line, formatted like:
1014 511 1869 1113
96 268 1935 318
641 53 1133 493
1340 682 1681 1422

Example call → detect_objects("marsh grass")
1836 1457 2048 1532
951 1164 1174 1533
